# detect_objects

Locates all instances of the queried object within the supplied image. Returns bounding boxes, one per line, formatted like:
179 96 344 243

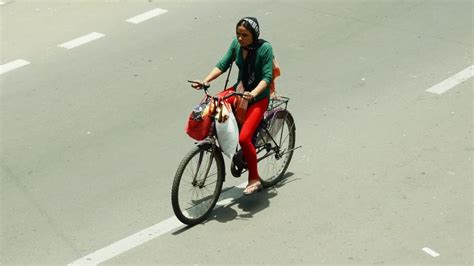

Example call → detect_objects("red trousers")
218 89 269 182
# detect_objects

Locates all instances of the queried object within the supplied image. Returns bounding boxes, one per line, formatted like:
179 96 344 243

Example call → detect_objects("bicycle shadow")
172 172 300 235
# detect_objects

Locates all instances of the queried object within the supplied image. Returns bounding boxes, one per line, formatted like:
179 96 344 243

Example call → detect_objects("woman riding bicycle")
192 17 274 195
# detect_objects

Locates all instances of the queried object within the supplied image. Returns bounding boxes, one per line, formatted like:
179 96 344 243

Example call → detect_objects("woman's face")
236 25 253 47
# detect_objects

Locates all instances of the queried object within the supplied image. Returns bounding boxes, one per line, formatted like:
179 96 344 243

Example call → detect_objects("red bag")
185 99 214 141
185 114 212 141
270 57 281 97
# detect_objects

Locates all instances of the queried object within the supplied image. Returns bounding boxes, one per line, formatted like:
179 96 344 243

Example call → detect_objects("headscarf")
242 17 260 40
237 17 266 92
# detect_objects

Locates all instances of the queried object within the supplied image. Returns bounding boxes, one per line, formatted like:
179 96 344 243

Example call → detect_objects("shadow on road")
171 172 300 235
207 172 298 223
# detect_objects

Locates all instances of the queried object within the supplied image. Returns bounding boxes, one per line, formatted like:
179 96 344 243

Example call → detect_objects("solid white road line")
68 182 247 265
126 8 168 24
58 32 105 49
422 247 440 257
0 59 30 75
426 65 473 94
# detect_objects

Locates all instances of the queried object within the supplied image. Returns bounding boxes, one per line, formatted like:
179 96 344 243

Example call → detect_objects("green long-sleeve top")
215 37 273 103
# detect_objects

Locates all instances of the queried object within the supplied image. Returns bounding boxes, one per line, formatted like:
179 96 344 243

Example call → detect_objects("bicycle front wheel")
171 144 225 225
257 110 296 187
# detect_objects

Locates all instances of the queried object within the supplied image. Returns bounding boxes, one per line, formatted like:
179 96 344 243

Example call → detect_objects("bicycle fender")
266 109 296 132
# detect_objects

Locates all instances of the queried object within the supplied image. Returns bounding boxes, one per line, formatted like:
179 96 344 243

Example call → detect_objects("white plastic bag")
215 107 240 159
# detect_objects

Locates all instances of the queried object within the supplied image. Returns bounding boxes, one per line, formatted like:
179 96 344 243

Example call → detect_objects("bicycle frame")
189 82 298 179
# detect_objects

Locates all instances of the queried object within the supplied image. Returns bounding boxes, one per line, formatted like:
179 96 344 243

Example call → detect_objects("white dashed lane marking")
422 247 440 257
126 8 168 24
0 59 30 75
426 65 473 94
58 32 105 49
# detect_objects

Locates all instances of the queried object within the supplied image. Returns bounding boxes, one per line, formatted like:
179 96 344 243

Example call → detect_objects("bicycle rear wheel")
256 110 296 187
171 144 225 225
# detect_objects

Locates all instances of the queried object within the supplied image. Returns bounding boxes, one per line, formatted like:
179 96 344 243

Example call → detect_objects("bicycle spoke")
279 121 295 147
199 180 218 188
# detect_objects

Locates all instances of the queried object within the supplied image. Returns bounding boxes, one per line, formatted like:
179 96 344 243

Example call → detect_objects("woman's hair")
236 17 260 41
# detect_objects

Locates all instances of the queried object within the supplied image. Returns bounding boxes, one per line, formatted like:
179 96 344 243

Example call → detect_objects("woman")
192 17 274 195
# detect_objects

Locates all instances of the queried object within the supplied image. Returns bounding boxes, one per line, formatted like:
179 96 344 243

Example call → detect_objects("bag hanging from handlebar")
215 98 240 158
185 97 215 141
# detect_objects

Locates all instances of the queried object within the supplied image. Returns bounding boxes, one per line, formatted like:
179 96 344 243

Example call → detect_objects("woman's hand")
190 80 209 90
243 91 257 101
243 80 267 101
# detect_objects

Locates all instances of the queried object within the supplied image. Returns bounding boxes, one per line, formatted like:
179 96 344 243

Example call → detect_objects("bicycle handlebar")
222 91 245 100
188 80 244 100
188 80 210 90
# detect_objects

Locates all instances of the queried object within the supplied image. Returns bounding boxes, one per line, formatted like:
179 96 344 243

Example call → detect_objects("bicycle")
171 81 299 225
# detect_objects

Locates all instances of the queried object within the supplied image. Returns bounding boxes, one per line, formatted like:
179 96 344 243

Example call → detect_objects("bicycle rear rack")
267 95 290 112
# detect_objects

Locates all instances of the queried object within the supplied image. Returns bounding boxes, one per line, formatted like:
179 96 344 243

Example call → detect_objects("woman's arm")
192 39 237 89
191 67 222 89
245 43 273 100
245 80 268 100
203 67 223 83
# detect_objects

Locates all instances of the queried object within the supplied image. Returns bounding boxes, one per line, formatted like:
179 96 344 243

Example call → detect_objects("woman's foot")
243 180 262 195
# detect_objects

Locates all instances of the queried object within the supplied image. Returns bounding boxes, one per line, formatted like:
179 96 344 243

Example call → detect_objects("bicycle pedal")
230 161 243 178
231 171 241 178
231 167 242 177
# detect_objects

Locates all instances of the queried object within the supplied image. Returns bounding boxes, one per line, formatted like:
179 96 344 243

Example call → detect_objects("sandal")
243 181 262 195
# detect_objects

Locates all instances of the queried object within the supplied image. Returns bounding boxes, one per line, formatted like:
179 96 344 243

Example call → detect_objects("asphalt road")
1 0 472 265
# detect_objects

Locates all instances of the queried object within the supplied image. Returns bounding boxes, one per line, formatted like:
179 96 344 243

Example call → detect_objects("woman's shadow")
172 172 299 235
209 171 299 223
